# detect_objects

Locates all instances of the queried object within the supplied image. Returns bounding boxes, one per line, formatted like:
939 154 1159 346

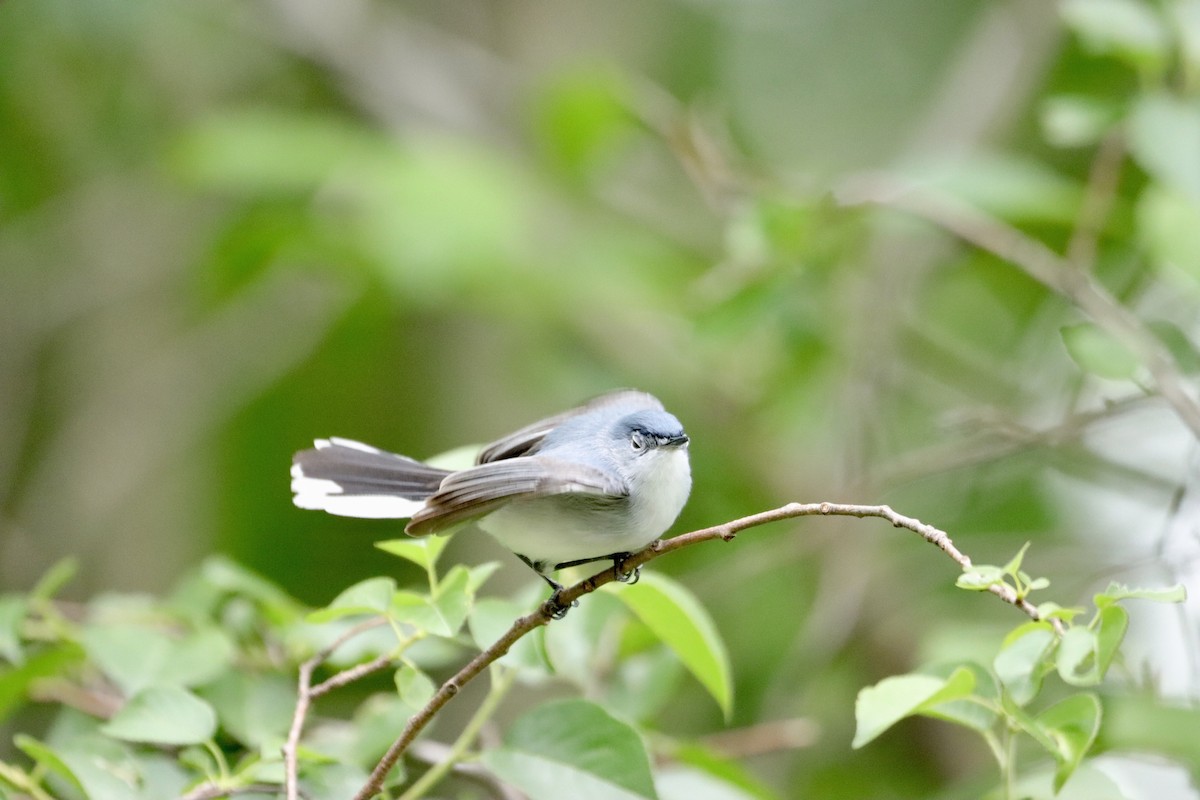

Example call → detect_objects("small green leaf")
994 623 1057 705
465 562 501 594
1095 604 1128 678
101 685 217 745
1037 693 1103 792
375 537 449 572
1137 185 1200 284
852 666 976 748
29 558 78 603
1060 0 1169 69
1129 93 1200 202
1094 582 1187 607
1036 602 1087 622
483 699 658 800
307 576 396 623
956 565 1006 591
430 564 472 637
0 596 26 665
13 735 86 796
607 572 733 719
1027 577 1051 591
395 665 437 711
1041 95 1122 148
917 663 999 734
1061 323 1139 380
1002 542 1032 576
1057 627 1101 686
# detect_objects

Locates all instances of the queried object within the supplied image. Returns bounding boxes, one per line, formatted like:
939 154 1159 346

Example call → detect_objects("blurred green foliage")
3 0 1200 798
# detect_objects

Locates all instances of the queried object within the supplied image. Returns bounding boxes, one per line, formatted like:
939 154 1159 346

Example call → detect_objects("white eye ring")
631 431 647 451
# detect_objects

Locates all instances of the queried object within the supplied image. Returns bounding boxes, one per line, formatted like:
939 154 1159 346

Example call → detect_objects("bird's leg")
554 551 640 584
517 554 576 619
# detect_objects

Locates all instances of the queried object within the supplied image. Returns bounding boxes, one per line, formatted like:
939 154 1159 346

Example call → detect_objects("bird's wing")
476 389 663 464
405 455 628 536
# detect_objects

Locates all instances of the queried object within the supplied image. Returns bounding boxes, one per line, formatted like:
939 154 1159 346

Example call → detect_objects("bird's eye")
631 431 646 451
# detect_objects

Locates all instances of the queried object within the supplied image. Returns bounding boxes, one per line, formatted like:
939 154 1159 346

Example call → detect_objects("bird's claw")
613 555 640 585
547 590 579 620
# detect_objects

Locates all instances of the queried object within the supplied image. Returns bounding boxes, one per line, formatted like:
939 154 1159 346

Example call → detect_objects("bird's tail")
290 437 451 519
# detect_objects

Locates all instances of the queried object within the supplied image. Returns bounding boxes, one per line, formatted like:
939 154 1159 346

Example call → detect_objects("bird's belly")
478 496 655 567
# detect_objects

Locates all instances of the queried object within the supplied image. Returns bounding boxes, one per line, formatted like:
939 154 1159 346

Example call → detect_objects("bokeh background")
3 1 1199 797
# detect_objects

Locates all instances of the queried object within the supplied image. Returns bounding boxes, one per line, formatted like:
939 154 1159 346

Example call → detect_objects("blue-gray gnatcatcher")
291 390 691 599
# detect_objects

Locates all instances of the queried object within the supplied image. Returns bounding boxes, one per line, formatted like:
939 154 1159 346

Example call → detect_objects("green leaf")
1094 582 1187 607
1002 542 1032 576
199 671 296 750
1037 693 1102 792
1041 95 1122 148
917 663 999 734
1095 604 1128 678
483 699 658 800
199 556 303 622
101 685 217 745
375 537 449 572
468 598 548 672
12 735 85 797
1060 0 1169 69
852 666 976 748
1129 93 1200 202
956 565 1007 591
656 765 764 800
1061 323 1139 380
0 644 84 721
81 624 234 695
307 576 396 623
429 564 473 637
0 596 26 665
994 623 1056 705
1148 321 1200 375
1137 185 1200 284
29 558 78 603
1056 627 1101 686
394 665 436 712
172 109 386 193
1035 602 1087 622
607 572 733 719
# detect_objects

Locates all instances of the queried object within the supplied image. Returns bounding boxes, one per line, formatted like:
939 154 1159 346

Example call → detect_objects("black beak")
667 433 689 448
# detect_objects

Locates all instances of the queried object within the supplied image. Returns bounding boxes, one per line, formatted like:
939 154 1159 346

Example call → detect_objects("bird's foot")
612 553 640 585
546 589 579 620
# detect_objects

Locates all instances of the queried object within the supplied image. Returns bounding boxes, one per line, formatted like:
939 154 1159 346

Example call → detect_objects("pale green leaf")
483 699 657 800
1129 93 1200 202
101 685 217 745
29 558 78 603
1037 693 1103 792
0 596 26 665
375 537 449 572
1094 582 1187 608
994 623 1056 705
1061 323 1139 380
307 576 396 623
853 666 976 748
607 572 733 718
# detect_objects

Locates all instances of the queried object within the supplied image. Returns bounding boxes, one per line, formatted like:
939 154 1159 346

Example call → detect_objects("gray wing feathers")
406 456 627 535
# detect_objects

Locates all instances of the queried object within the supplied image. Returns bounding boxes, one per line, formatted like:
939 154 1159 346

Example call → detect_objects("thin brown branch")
837 174 1200 438
352 501 1059 800
1066 131 1125 271
283 617 390 800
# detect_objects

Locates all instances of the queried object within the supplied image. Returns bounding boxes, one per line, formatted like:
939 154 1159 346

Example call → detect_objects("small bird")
290 390 692 605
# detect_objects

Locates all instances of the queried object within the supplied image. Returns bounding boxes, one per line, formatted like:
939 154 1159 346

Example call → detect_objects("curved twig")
351 501 1055 800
